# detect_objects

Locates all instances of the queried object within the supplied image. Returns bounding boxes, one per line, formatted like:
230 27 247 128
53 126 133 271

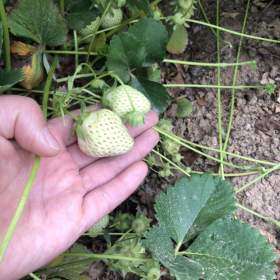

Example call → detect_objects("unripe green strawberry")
178 0 195 10
132 213 151 235
79 18 100 38
102 85 151 126
76 109 134 158
113 212 134 231
101 8 123 28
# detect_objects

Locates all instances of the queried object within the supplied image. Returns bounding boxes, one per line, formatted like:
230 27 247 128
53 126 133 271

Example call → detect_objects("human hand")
0 95 159 280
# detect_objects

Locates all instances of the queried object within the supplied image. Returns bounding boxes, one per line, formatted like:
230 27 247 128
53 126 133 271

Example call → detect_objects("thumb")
0 95 60 156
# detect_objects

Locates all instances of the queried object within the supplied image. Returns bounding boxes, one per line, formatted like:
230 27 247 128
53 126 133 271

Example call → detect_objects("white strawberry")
102 85 152 126
79 18 100 39
76 109 134 158
101 8 123 28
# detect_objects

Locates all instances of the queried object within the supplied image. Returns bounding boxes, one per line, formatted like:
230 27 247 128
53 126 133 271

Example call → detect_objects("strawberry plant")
0 0 280 279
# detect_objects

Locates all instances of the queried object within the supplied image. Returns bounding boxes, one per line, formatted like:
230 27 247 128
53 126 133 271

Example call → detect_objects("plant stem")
43 57 58 118
73 30 79 69
236 164 280 193
216 0 224 179
56 73 96 83
29 272 41 280
156 127 277 166
164 84 261 90
236 203 280 228
60 0 64 15
175 241 183 256
81 88 101 99
155 128 255 171
152 149 190 176
64 253 151 262
163 59 256 68
0 157 41 262
0 0 11 70
185 18 280 44
223 0 251 152
44 50 98 56
191 170 261 177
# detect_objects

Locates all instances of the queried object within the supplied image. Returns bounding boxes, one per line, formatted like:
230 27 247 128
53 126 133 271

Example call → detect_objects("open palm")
0 96 159 280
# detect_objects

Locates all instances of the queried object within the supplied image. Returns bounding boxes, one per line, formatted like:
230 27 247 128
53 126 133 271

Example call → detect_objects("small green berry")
113 212 134 231
162 139 180 155
132 213 151 235
158 118 173 132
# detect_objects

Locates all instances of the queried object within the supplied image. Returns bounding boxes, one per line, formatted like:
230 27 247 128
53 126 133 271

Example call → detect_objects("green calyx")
124 111 145 127
132 213 151 235
101 89 113 107
74 111 92 141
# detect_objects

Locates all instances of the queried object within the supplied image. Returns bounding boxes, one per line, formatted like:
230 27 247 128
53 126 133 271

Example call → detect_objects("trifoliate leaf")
176 98 193 118
107 18 168 83
144 174 276 280
0 69 24 93
9 0 68 46
154 175 235 244
167 24 188 54
187 218 277 280
130 77 170 113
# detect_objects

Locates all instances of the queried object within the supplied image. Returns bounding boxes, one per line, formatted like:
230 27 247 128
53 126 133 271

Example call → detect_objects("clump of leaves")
144 174 277 280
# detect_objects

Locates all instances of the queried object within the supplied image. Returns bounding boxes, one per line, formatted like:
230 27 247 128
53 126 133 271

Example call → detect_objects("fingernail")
42 127 60 152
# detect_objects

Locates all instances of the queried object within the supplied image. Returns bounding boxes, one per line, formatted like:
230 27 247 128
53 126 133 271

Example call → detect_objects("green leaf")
64 0 100 30
0 69 24 93
130 77 170 113
176 98 193 118
184 176 235 241
126 0 152 16
144 226 203 280
187 218 277 280
167 24 189 54
0 22 3 57
9 0 68 46
107 18 168 83
154 175 235 244
144 174 276 279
